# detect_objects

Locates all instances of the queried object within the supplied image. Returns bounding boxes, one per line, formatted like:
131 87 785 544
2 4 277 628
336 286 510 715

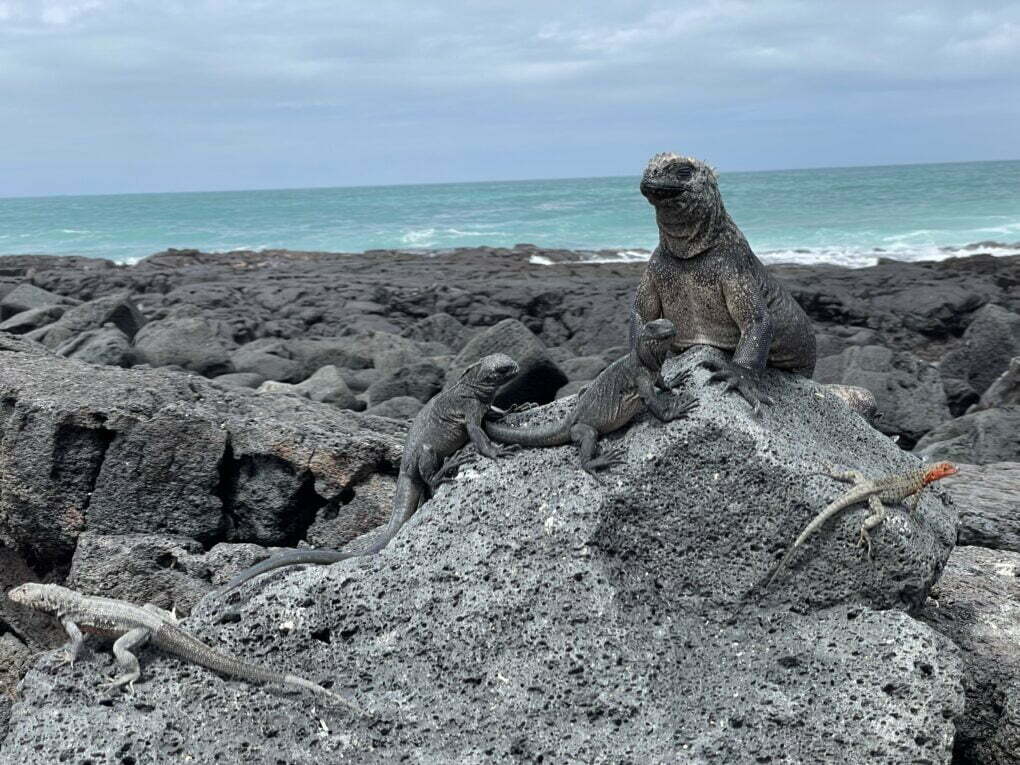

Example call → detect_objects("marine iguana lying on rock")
631 153 873 419
217 354 520 596
8 583 355 708
484 319 699 474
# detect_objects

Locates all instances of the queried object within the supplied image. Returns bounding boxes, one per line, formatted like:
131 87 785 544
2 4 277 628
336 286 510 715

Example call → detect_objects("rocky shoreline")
0 246 1018 762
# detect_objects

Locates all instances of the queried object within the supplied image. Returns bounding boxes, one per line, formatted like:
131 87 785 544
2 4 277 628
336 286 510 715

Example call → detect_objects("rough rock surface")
940 304 1020 400
54 324 133 367
974 357 1020 411
944 463 1020 552
814 344 950 446
0 348 964 762
920 546 1020 765
914 406 1020 464
0 333 403 566
363 395 424 421
447 318 567 409
366 360 445 405
133 314 234 375
0 283 71 319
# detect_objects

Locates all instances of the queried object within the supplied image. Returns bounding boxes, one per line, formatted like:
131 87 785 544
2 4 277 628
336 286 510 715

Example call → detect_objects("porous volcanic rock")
920 546 1020 765
0 332 403 567
0 348 964 763
814 344 950 446
914 406 1020 464
447 318 567 409
943 463 1020 552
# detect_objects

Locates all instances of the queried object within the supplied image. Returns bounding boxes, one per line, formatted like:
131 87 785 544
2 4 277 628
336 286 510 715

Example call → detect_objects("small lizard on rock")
763 461 958 590
483 319 699 474
7 583 355 708
217 353 520 596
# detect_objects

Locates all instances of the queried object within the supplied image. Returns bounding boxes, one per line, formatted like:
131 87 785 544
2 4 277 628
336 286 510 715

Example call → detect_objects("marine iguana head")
640 153 726 258
8 582 71 614
635 319 677 369
458 353 520 397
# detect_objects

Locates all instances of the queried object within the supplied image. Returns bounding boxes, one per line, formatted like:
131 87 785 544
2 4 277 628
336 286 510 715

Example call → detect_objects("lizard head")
922 461 958 484
460 353 519 395
636 319 677 367
7 582 68 613
640 153 725 257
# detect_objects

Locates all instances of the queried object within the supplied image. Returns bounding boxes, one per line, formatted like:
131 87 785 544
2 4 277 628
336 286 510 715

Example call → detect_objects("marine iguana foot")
582 446 627 475
485 402 539 421
857 528 874 559
702 360 773 415
667 394 700 420
663 368 693 389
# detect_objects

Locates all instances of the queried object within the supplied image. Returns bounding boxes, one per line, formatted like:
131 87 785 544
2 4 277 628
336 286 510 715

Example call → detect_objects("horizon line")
2 156 1017 203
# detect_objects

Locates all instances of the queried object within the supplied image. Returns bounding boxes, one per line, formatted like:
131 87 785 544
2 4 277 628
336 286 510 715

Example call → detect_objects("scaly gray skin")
631 153 817 414
217 354 520 596
7 582 356 709
484 320 698 474
762 461 959 590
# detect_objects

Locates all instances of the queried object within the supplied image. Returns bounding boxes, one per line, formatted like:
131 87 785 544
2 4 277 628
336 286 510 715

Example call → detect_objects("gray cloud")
1 0 1017 195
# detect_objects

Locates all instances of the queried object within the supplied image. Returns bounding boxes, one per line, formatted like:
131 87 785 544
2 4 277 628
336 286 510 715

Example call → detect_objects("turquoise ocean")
1 160 1018 267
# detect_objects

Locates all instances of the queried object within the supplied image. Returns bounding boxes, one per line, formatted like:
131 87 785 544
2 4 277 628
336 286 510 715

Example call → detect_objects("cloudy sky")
1 0 1017 196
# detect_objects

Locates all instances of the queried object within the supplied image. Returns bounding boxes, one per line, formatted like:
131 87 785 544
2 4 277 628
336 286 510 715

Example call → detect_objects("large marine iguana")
217 353 520 596
631 153 819 414
484 319 699 473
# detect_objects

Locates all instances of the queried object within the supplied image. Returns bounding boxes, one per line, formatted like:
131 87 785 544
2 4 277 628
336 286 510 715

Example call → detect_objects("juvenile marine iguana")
7 583 355 708
217 353 520 596
762 461 958 590
632 153 866 416
483 319 698 474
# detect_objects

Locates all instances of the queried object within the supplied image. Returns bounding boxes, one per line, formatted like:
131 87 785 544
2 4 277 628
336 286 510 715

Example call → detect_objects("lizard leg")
142 603 178 623
571 424 626 475
823 466 867 484
99 627 150 693
904 492 922 513
702 358 774 416
859 495 887 559
59 618 85 666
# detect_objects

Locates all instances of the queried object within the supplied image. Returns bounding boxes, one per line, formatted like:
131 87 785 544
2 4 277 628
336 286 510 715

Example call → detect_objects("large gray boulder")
920 546 1020 765
940 304 1020 411
814 344 950 446
914 406 1020 464
0 283 71 319
54 324 133 367
25 293 145 349
133 315 233 375
366 360 445 406
0 348 964 762
0 333 402 566
401 312 471 351
447 318 568 409
973 357 1020 411
0 305 67 335
946 463 1020 551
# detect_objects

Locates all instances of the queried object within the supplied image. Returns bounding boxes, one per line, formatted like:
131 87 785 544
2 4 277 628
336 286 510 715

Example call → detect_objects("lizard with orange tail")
763 461 958 590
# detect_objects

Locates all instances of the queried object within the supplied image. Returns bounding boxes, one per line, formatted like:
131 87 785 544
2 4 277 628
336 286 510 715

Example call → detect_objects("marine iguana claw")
702 359 773 416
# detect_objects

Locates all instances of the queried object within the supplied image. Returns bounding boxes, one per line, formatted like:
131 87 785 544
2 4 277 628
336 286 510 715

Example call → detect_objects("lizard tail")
484 418 572 447
214 476 425 598
284 674 360 711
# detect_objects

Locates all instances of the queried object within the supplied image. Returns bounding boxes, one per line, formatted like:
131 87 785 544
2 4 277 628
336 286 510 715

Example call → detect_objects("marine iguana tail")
485 319 699 474
216 353 520 597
